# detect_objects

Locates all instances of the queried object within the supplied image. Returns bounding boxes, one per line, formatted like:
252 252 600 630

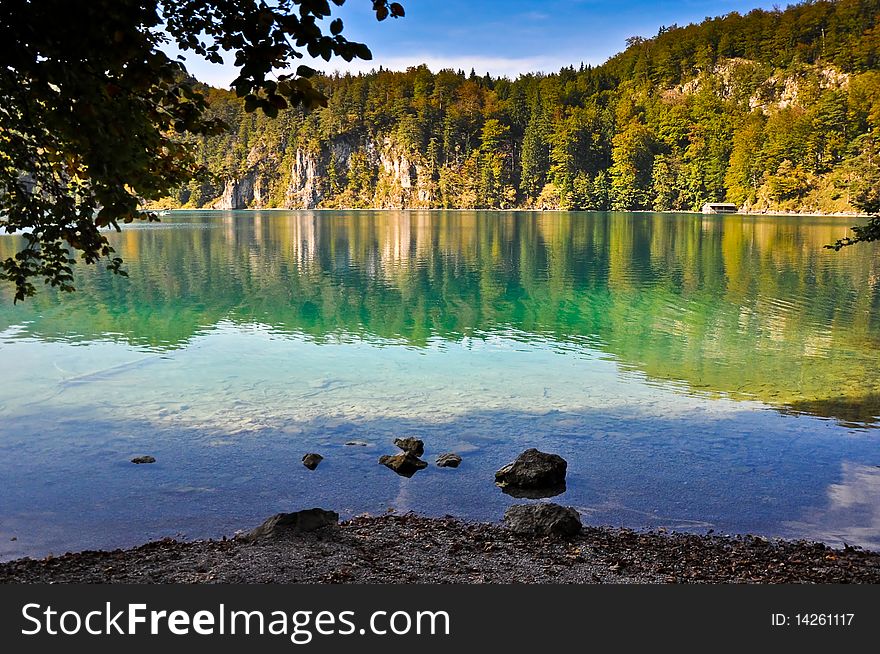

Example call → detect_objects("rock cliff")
212 133 435 210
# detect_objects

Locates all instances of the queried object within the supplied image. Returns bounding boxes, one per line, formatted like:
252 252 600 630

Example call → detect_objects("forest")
156 0 880 214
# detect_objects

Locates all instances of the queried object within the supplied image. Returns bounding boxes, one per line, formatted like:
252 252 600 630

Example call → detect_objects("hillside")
154 0 880 214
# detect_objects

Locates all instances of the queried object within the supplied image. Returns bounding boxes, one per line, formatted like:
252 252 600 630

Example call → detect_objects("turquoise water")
1 210 879 559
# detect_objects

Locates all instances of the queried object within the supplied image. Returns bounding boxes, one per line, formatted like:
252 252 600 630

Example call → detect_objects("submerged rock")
302 453 324 470
495 449 567 491
345 440 369 447
131 456 156 464
379 453 428 478
498 483 566 499
238 509 339 542
393 437 424 457
436 453 462 468
503 503 582 537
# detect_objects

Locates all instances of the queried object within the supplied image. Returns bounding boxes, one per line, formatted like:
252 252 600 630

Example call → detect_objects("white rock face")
286 148 323 209
214 171 256 210
749 65 850 112
380 141 414 189
213 134 436 210
674 57 850 115
286 137 433 209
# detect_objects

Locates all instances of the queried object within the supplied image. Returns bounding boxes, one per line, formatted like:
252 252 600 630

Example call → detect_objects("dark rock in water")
238 509 339 542
379 453 428 478
345 440 369 447
131 456 156 464
495 448 567 490
302 453 323 470
436 453 462 468
393 437 424 457
503 503 582 537
499 482 566 499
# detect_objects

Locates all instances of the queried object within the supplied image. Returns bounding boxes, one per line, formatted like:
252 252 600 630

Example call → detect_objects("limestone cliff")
211 144 278 210
285 148 323 209
284 135 434 209
210 134 437 210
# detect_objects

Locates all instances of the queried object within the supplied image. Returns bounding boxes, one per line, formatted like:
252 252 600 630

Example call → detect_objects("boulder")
379 453 428 478
393 437 424 457
503 503 582 537
131 456 156 464
495 448 567 490
436 453 462 468
302 453 323 470
238 509 339 542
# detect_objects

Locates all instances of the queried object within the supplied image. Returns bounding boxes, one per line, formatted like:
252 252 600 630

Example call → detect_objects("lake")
1 210 879 559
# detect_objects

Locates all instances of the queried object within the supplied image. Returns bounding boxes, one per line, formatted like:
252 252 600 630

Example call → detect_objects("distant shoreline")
145 207 870 219
2 513 878 584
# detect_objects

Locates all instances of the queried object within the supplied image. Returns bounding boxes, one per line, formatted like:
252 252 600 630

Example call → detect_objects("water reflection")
2 212 880 556
1 210 879 425
787 463 880 550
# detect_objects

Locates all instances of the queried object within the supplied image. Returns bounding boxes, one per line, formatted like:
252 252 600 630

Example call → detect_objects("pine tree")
520 91 550 201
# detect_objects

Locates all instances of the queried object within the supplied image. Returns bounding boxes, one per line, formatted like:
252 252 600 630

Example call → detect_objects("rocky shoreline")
4 445 879 584
2 513 878 584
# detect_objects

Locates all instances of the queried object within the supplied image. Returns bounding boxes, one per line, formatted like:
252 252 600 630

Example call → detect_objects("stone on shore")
238 509 339 542
436 453 462 468
302 453 323 470
393 437 424 457
503 503 582 537
495 448 567 490
131 456 156 464
379 453 428 477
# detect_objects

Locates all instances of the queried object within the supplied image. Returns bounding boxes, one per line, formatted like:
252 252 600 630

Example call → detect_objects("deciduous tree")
0 0 403 301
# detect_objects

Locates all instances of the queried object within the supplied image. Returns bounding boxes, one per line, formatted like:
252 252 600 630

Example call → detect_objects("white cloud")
175 47 594 89
785 463 880 550
314 53 591 79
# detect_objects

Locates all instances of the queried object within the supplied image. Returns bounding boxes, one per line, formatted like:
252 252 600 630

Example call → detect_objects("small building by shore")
702 202 738 214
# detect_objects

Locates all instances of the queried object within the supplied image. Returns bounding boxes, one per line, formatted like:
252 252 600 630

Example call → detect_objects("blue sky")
175 0 787 86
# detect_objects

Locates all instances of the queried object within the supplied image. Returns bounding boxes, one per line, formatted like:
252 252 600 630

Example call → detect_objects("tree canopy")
825 133 880 249
161 0 880 226
0 0 403 301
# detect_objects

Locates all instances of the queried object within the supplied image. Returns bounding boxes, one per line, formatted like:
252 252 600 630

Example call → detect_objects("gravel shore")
2 514 878 584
